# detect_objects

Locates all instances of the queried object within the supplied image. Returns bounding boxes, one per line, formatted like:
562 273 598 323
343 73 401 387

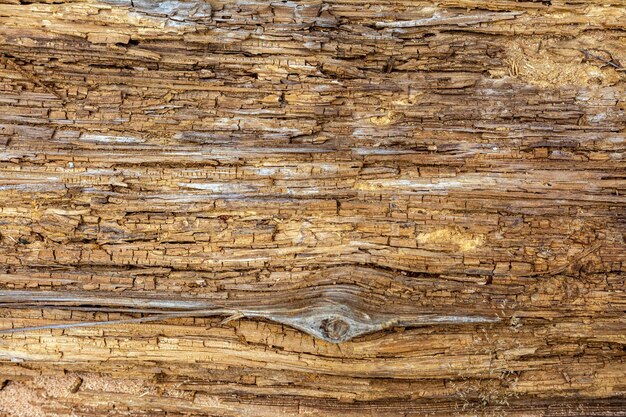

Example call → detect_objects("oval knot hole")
320 317 350 341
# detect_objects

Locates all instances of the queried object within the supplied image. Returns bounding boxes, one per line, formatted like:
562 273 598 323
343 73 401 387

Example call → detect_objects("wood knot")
319 316 350 341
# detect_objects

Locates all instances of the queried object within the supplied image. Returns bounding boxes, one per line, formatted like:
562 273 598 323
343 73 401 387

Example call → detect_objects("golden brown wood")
0 0 625 415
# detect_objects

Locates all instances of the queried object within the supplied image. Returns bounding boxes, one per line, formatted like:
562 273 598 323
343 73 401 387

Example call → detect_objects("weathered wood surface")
0 0 625 415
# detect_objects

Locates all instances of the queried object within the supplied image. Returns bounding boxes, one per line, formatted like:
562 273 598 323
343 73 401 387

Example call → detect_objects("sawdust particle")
417 228 485 252
494 36 623 88
370 111 401 126
0 382 45 417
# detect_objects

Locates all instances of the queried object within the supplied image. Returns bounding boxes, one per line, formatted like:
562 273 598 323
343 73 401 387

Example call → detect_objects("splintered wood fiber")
0 1 624 416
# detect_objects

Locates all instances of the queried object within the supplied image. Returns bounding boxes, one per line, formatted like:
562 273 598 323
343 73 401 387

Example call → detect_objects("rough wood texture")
0 0 625 415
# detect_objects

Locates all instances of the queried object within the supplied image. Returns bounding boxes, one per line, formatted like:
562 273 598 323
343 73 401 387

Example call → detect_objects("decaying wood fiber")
0 0 625 415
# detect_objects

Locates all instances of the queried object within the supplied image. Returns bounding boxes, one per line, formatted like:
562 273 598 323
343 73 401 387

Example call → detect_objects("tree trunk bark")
0 0 624 415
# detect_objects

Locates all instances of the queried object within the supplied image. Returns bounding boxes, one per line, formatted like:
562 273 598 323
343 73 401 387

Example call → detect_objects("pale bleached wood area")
0 0 625 416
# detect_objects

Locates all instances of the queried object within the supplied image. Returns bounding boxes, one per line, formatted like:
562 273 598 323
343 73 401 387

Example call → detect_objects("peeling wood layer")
0 0 625 415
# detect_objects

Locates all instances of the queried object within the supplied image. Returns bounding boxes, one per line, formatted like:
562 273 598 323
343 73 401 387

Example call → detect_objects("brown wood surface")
0 0 625 415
